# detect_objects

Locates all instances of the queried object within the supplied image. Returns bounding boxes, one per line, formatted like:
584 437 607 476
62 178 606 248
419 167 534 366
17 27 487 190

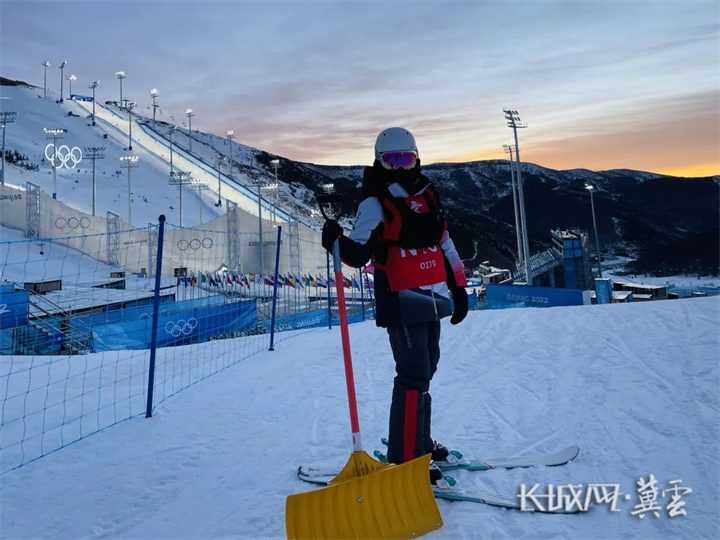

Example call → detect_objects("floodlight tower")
168 125 176 173
252 176 266 272
185 109 195 152
123 99 136 150
585 184 604 278
67 74 76 98
1 111 17 186
169 171 193 227
89 80 99 125
120 155 139 224
58 61 67 102
269 159 281 221
83 146 106 216
115 71 126 105
503 141 524 267
503 108 532 286
44 127 66 199
41 61 51 98
150 88 159 123
215 156 226 207
193 178 210 224
226 130 235 178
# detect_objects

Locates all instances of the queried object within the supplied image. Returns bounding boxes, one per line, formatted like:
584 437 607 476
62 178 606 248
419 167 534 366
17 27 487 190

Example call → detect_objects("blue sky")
1 0 718 175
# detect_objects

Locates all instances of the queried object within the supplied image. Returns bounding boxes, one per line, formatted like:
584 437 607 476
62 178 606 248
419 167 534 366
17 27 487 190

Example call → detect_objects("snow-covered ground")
1 297 718 540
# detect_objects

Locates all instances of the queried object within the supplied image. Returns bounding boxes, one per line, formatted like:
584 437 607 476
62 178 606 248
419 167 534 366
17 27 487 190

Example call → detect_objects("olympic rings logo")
177 238 213 252
45 144 83 169
55 216 91 232
164 318 198 337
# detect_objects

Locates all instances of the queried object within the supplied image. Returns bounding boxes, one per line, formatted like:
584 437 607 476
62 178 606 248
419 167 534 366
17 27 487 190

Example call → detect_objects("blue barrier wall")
486 284 590 309
0 289 29 329
93 299 257 350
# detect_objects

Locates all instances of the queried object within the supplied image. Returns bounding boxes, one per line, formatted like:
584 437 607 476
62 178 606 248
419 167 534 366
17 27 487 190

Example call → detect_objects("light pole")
150 88 159 123
58 61 67 102
123 99 136 150
84 146 105 216
215 157 225 207
169 171 192 227
41 60 50 98
185 109 194 152
503 141 524 267
1 111 17 186
226 130 235 178
66 74 76 98
585 184 603 278
503 108 532 286
120 155 139 225
44 127 66 199
115 71 126 106
193 178 209 224
89 80 99 126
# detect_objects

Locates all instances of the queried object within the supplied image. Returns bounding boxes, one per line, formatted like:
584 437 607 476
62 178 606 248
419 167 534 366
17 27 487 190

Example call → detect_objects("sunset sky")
2 0 718 176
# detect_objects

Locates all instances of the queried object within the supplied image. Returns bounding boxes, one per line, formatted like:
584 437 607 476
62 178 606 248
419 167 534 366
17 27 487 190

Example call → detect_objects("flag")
308 275 316 287
208 274 217 287
352 276 361 290
226 273 233 285
342 276 352 289
316 275 327 288
234 273 243 286
286 275 296 288
249 273 255 283
277 274 287 286
191 275 198 287
264 274 275 286
200 273 207 284
328 276 336 287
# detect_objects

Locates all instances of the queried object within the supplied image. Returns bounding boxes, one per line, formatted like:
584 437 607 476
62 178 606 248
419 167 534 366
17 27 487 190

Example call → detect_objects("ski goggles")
380 151 418 170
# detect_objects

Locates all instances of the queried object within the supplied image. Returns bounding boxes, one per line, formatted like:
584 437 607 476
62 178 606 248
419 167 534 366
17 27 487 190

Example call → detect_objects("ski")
295 468 580 514
297 444 579 481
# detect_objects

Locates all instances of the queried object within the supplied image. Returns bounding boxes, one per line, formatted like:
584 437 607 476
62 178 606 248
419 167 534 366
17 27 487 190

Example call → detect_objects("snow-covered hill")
1 297 718 539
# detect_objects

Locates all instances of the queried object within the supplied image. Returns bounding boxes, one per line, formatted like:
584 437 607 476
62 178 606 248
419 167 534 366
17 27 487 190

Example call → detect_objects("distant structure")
512 229 591 290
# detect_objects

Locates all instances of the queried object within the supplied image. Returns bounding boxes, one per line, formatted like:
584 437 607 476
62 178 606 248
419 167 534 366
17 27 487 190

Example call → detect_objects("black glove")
322 219 344 251
450 287 468 325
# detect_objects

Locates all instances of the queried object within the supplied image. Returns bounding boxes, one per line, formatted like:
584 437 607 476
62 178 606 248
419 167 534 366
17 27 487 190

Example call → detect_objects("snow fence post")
269 225 282 351
327 250 332 329
145 214 166 418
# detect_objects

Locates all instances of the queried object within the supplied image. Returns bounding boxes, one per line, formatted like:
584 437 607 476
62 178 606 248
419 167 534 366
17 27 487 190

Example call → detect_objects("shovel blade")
286 452 442 539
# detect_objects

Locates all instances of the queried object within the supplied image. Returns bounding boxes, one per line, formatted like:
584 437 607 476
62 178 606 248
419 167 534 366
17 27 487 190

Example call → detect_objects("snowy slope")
1 297 718 540
0 84 290 229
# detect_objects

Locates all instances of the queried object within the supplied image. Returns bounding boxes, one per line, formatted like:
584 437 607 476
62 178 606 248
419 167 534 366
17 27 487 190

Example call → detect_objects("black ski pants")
386 320 441 465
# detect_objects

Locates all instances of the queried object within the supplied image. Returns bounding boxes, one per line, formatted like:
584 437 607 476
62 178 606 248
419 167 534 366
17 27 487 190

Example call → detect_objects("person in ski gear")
321 127 468 485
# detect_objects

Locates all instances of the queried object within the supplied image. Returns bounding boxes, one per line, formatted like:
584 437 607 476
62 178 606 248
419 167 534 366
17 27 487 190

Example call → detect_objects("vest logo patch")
409 200 424 213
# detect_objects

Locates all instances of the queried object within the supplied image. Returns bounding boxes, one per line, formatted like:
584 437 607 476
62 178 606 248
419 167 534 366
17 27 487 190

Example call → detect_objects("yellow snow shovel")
285 195 443 540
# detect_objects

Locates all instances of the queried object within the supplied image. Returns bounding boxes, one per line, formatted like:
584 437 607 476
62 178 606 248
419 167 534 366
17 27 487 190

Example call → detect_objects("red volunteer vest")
374 192 447 292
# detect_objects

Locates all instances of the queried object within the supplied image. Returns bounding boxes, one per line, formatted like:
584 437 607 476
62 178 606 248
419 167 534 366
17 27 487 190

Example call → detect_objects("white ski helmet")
374 127 418 161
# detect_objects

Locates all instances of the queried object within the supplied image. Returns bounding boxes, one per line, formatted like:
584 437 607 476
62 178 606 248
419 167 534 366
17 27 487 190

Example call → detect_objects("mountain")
2 76 717 275
281 161 719 275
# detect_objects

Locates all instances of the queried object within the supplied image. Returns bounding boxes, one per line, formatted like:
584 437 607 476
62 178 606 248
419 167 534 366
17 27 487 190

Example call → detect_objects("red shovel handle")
332 239 362 452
